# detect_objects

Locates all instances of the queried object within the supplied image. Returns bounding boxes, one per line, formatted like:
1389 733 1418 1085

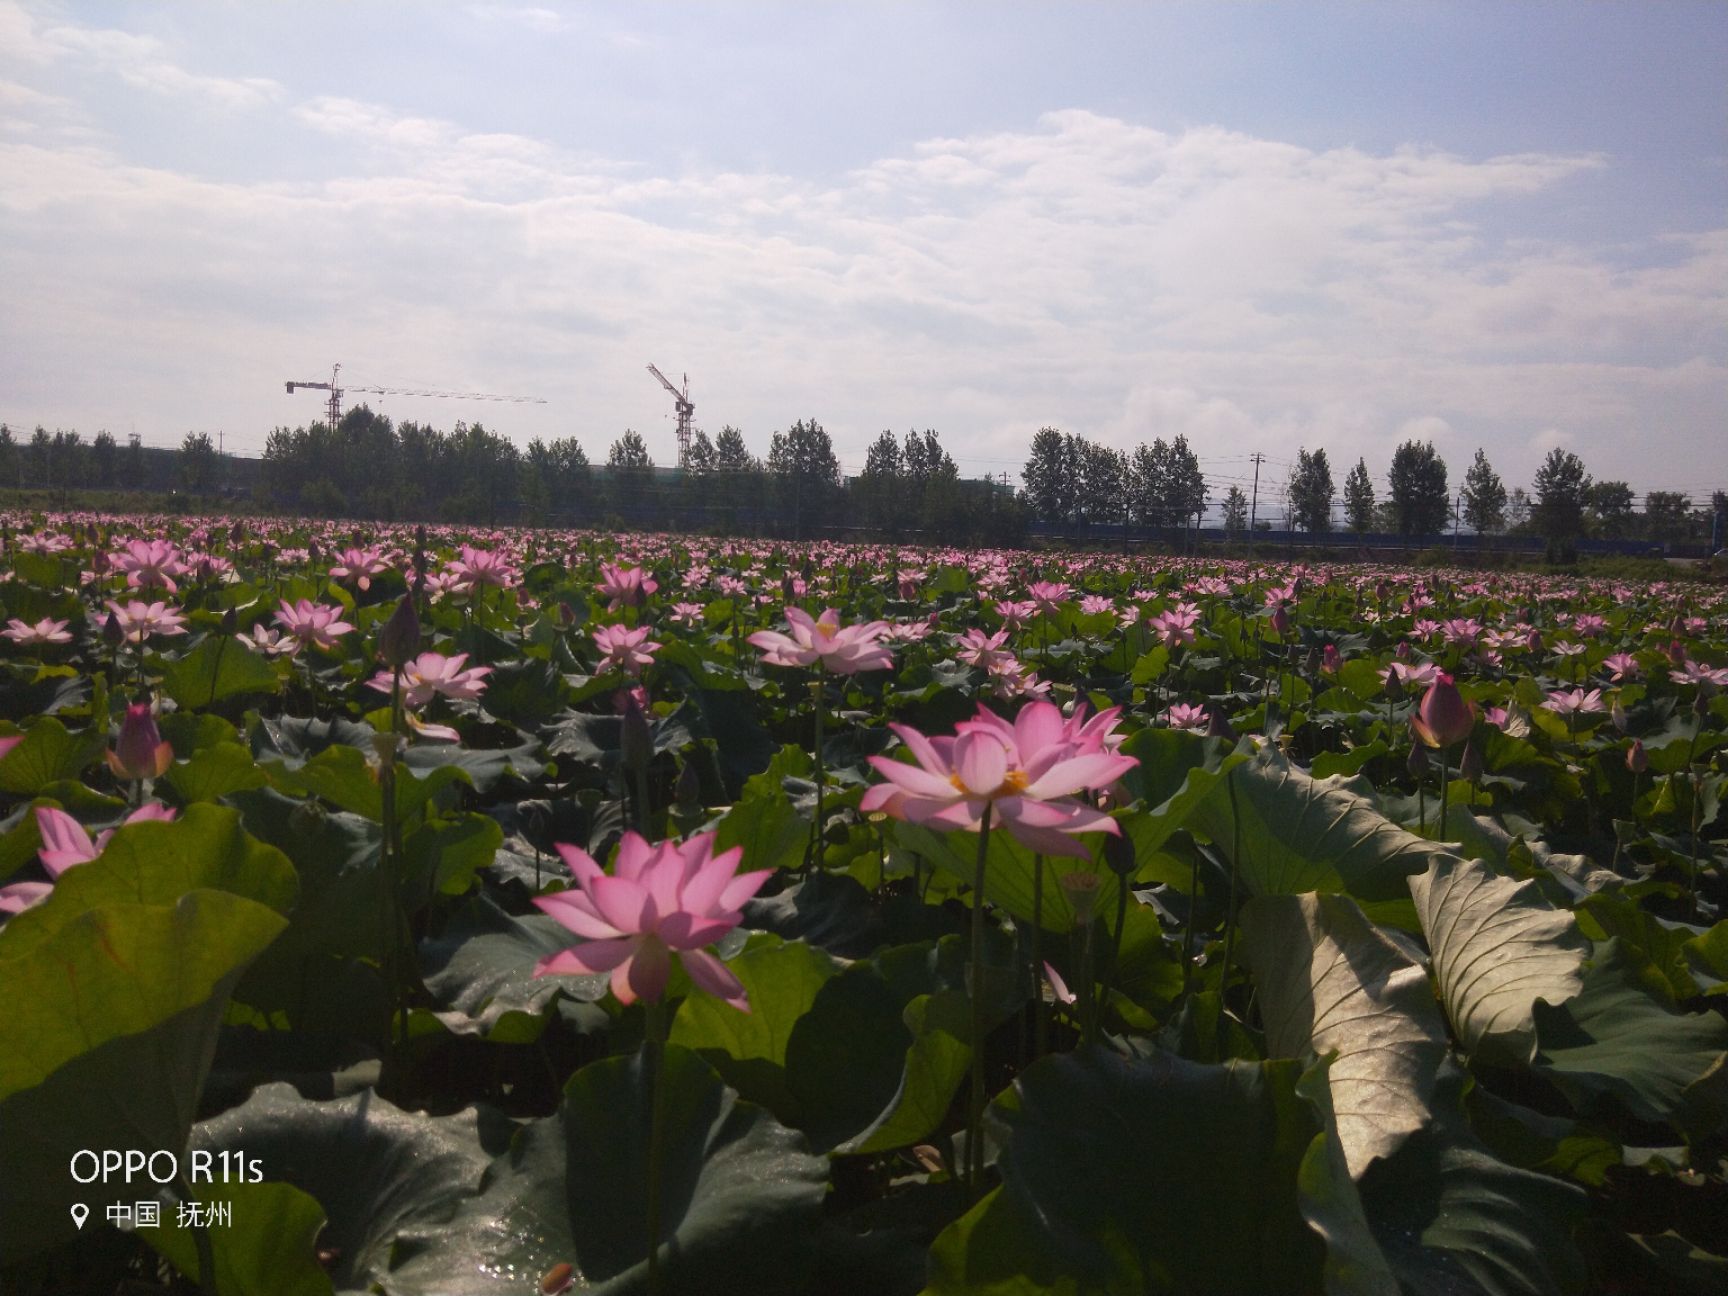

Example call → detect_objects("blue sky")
2 1 1724 508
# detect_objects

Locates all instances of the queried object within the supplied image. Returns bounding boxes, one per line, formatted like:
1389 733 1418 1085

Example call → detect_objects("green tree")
1022 426 1070 524
1531 447 1591 558
1506 487 1531 535
1388 440 1449 535
857 430 902 532
29 426 50 487
1080 440 1127 526
1588 481 1635 540
1287 447 1334 532
0 424 16 488
1222 484 1249 538
1163 434 1207 535
91 430 117 488
1461 448 1507 535
903 429 959 533
767 418 839 539
179 431 218 494
1643 491 1693 543
1127 441 1165 528
1343 457 1375 532
607 428 654 517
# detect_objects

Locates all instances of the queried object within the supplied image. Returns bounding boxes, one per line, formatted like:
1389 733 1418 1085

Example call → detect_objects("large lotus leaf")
1357 1119 1587 1296
1192 752 1456 901
670 934 838 1121
742 869 903 959
401 811 502 902
1410 856 1588 1065
145 1180 334 1296
1115 728 1249 855
1240 892 1449 1178
1532 941 1728 1135
838 990 971 1156
248 713 377 767
930 1046 1325 1295
420 891 608 1041
0 802 297 957
190 1082 510 1295
160 635 281 709
1293 1060 1401 1296
1574 891 1704 1003
0 892 287 1262
921 1186 1088 1296
402 733 542 796
165 740 268 803
385 1045 827 1294
262 743 469 823
0 716 105 795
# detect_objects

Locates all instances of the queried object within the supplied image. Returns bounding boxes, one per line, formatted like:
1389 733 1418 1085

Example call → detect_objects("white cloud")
0 89 1720 490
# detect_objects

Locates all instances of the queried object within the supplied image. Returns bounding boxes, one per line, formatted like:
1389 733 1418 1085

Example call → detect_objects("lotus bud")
1270 605 1290 637
102 610 125 648
620 691 652 774
308 539 320 564
1526 628 1543 654
1103 831 1136 878
1411 673 1474 749
220 607 238 635
1406 742 1429 779
1058 871 1102 928
554 600 578 629
1321 643 1342 675
1394 640 1413 663
107 702 172 781
230 520 245 546
1626 740 1647 774
1458 740 1483 783
377 594 420 668
1694 688 1712 716
1383 671 1406 703
1204 707 1236 742
1610 700 1630 733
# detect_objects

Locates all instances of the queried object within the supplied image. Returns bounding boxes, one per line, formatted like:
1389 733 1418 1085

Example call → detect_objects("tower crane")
646 363 695 464
284 364 546 428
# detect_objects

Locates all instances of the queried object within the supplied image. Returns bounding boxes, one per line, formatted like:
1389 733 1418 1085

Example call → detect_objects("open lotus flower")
593 624 662 676
598 563 658 611
748 607 893 674
274 599 355 652
861 700 1136 857
532 830 770 1010
367 651 492 708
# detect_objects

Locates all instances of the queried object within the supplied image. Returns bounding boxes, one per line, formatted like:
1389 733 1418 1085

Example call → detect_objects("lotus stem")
644 998 670 1295
1437 751 1449 840
807 674 825 870
966 802 995 1198
174 1169 216 1296
1031 852 1046 1060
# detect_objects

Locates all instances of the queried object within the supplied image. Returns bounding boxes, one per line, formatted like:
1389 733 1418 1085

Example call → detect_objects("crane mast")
646 363 695 464
284 363 545 427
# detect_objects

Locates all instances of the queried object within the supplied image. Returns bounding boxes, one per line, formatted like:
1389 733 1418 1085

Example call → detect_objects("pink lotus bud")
1625 740 1647 774
1458 740 1483 783
1525 628 1543 654
107 703 172 780
1270 605 1290 637
1410 673 1474 749
1321 644 1342 675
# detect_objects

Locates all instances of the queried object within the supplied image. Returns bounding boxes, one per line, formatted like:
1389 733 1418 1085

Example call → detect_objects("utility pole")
1248 452 1264 534
1454 486 1463 551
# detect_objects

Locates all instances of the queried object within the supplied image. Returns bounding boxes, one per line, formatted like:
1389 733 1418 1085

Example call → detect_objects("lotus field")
4 513 1728 1296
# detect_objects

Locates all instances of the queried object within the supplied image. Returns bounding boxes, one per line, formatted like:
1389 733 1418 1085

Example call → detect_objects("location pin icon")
70 1203 88 1230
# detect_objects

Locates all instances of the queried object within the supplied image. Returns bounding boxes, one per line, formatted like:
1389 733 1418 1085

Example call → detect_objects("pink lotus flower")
0 735 20 762
1601 652 1641 682
668 602 706 628
447 545 518 591
861 701 1136 857
532 830 770 1009
329 546 389 591
1411 673 1475 749
113 539 187 593
993 599 1038 631
955 628 1014 671
105 599 188 644
1163 702 1211 732
367 651 492 708
1541 688 1607 718
598 563 658 611
1027 582 1071 616
1147 603 1202 649
1670 659 1728 689
1 804 177 916
593 624 662 676
1079 595 1116 617
274 599 355 652
107 703 173 780
748 608 893 674
2 617 72 646
236 624 299 657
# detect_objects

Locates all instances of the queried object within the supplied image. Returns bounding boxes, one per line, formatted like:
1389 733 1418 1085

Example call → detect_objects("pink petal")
656 913 739 949
679 846 748 914
681 948 749 1011
619 938 672 1005
534 935 638 977
554 843 606 888
952 732 1009 796
533 893 625 940
1023 752 1137 800
717 867 773 911
588 875 655 934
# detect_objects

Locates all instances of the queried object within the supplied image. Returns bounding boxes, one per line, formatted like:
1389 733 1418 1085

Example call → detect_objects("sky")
2 0 1725 510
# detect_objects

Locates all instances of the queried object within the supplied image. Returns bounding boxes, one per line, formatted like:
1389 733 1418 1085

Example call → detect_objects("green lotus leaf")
145 1180 334 1296
1410 855 1588 1065
161 635 281 709
1241 892 1449 1177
